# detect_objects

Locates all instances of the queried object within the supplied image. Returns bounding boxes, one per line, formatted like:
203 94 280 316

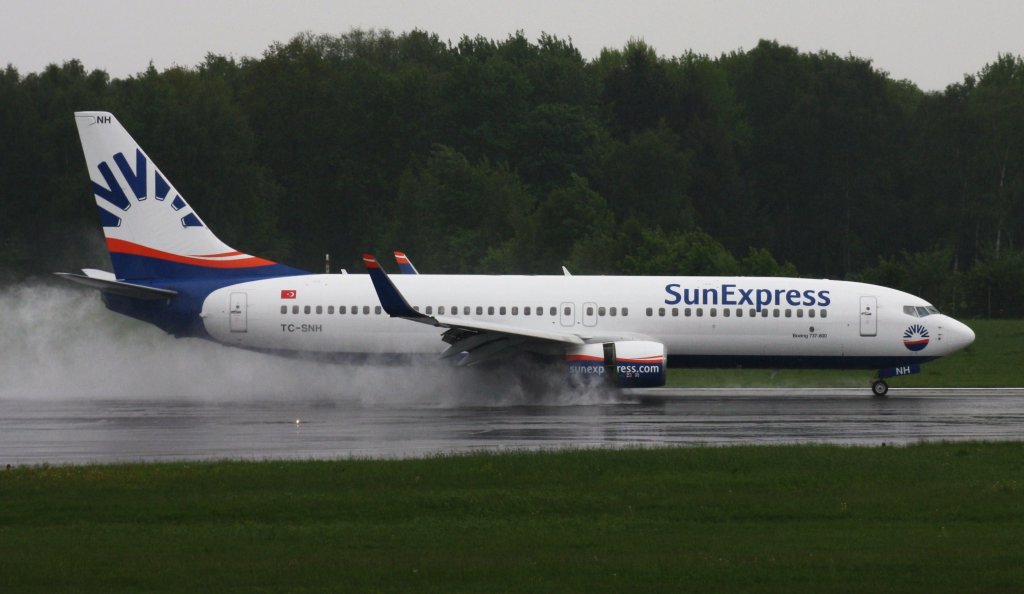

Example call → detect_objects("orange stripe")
193 251 243 258
106 238 277 269
566 355 663 364
565 355 604 362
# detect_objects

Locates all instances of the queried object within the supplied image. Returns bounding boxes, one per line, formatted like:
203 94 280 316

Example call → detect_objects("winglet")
394 251 419 274
362 253 429 320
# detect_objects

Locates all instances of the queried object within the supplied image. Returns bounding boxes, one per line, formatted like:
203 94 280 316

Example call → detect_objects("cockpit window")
905 305 941 318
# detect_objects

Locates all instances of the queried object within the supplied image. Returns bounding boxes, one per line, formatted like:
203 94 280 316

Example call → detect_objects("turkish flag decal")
281 290 297 299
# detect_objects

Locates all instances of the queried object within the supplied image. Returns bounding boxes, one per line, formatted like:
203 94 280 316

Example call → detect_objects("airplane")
58 112 975 396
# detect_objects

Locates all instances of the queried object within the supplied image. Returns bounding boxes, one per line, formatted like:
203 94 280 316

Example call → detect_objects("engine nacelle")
565 341 666 388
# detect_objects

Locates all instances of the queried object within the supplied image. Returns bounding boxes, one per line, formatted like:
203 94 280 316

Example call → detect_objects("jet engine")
565 341 666 388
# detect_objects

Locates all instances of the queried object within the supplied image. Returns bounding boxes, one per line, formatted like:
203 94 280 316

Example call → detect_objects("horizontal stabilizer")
54 272 177 300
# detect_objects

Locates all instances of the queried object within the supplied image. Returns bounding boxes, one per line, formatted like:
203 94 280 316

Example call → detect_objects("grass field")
2 443 1023 593
667 318 1024 388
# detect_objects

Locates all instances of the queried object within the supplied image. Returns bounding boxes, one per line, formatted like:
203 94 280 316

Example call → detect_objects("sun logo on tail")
903 324 930 351
92 149 204 229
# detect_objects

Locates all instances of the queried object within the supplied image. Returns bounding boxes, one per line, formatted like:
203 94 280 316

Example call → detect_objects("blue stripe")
109 253 308 281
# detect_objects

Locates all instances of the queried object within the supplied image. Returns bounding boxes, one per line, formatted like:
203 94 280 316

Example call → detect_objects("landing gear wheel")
871 379 889 397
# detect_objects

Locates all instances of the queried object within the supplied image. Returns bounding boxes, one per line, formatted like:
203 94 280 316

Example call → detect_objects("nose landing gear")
873 363 922 397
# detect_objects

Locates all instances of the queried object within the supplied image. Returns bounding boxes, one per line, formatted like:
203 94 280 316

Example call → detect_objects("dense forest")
1 30 1022 316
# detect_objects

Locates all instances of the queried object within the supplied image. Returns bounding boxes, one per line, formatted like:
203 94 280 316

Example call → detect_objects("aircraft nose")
944 317 975 353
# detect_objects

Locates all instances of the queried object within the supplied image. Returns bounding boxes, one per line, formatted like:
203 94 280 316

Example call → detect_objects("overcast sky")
2 0 1022 91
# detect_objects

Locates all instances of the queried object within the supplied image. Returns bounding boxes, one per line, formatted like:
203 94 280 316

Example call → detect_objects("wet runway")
2 388 1023 465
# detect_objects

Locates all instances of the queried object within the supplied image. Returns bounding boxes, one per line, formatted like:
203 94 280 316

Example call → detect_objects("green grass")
668 318 1024 388
2 443 1023 593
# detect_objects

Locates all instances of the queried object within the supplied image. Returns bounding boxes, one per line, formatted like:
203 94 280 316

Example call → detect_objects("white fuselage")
200 274 974 366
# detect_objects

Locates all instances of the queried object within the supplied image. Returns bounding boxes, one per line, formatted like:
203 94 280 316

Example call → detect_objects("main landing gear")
871 379 889 397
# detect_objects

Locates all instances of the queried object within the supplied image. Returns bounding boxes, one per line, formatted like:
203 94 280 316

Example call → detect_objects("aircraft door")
859 296 877 337
230 292 248 333
582 302 598 327
560 302 575 327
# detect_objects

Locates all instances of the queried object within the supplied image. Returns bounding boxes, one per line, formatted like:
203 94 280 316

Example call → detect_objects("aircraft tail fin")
73 112 304 281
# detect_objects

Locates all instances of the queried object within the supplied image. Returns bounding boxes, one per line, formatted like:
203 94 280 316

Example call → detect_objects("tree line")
1 30 1021 316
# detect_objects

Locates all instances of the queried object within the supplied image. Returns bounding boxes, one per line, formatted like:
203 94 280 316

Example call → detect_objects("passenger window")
761 309 768 318
513 306 519 315
697 308 704 317
363 306 370 315
328 306 335 314
710 308 717 317
488 306 495 315
610 307 617 317
438 306 445 315
464 306 471 315
304 305 311 314
736 308 743 318
820 309 827 318
671 308 678 317
658 307 666 317
426 306 433 315
646 307 653 316
550 307 557 316
292 305 299 314
500 306 507 316
476 306 483 315
723 308 731 318
796 309 803 318
587 306 594 316
622 307 629 317
563 306 571 316
684 308 691 317
808 309 816 318
375 306 382 315
280 305 287 314
598 307 606 316
785 309 792 318
351 306 357 315
750 308 757 317
524 307 531 316
316 305 323 314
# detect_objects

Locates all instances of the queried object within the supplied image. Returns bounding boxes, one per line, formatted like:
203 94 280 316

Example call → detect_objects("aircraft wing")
362 254 586 365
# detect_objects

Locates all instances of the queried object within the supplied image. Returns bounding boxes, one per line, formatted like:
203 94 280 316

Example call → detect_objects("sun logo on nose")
903 324 930 351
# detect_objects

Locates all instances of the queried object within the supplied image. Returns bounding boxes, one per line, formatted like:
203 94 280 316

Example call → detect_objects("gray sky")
2 0 1021 91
